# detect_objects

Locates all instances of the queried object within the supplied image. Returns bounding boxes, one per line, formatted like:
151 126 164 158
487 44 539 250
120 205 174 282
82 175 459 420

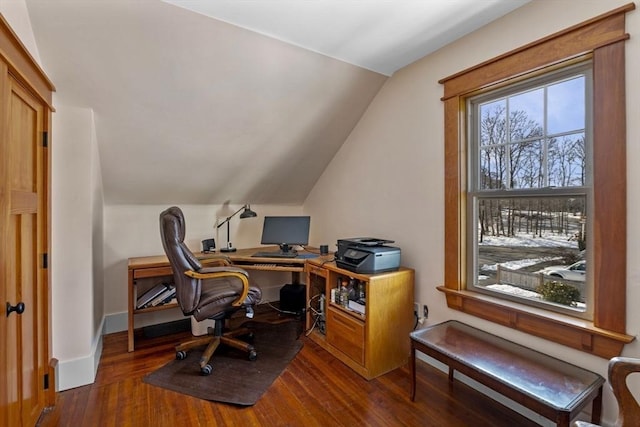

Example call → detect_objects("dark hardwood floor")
38 306 538 426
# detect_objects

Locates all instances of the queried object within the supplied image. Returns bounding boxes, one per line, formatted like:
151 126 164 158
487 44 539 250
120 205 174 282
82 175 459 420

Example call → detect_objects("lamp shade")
240 205 257 218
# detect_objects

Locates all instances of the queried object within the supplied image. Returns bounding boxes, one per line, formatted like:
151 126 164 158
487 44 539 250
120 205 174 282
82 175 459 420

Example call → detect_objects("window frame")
437 4 635 358
466 63 593 319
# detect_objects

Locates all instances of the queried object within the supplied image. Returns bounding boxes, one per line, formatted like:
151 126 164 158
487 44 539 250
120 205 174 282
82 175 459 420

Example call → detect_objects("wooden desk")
127 247 327 352
410 321 604 426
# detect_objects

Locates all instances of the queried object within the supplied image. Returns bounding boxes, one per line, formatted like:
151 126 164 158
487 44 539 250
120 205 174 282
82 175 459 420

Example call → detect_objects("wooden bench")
410 320 604 427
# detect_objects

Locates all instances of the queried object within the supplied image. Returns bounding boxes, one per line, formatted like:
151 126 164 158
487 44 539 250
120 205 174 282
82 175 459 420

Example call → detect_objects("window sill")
436 286 634 359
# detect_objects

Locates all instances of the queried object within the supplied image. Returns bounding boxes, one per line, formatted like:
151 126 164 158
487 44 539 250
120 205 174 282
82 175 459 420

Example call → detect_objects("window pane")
509 89 544 142
548 133 586 187
475 196 587 312
480 145 506 189
480 99 506 147
548 76 585 134
510 139 543 189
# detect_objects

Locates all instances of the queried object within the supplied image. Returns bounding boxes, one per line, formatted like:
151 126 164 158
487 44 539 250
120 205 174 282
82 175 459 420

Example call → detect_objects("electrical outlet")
423 305 429 319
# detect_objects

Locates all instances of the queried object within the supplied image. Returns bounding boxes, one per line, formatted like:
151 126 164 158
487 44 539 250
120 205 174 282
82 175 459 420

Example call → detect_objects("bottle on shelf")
358 280 365 300
340 278 349 307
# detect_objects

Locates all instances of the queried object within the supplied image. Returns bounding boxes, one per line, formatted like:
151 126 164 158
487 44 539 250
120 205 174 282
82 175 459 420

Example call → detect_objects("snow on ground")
486 283 586 310
480 256 562 272
479 233 579 249
475 231 584 307
486 284 541 299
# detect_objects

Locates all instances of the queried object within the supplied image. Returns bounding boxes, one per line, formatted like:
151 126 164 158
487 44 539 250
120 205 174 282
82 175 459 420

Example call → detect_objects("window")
468 64 592 318
437 4 634 358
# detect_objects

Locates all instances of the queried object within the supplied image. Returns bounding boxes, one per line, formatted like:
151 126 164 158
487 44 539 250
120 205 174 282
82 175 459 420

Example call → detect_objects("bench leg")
591 386 603 424
410 343 416 401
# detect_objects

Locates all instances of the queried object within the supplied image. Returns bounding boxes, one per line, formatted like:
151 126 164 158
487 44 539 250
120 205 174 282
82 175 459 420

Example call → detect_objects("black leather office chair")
159 206 262 375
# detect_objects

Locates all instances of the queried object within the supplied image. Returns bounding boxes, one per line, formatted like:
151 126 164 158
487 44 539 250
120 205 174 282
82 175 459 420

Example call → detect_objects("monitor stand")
278 244 295 256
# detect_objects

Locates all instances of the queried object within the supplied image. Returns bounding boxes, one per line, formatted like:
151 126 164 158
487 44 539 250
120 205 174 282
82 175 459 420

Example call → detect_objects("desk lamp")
216 204 257 252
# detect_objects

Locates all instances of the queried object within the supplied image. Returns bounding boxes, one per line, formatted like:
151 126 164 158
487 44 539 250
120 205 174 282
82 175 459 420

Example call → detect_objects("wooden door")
1 71 48 426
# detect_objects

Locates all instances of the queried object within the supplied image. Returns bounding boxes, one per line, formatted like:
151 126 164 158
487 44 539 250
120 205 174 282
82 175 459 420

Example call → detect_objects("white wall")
0 0 40 63
305 0 639 424
51 105 105 390
91 112 105 345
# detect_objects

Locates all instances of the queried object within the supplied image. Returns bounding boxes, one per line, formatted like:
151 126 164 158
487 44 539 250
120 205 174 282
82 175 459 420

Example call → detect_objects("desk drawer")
327 307 364 365
133 266 173 279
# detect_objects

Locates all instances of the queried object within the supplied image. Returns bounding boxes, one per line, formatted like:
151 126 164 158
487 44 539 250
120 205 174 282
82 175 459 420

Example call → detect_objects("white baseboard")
56 317 104 391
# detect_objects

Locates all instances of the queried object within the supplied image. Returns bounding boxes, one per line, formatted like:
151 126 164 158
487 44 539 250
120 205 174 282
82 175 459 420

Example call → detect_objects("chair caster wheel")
176 351 187 360
201 364 212 375
248 350 257 361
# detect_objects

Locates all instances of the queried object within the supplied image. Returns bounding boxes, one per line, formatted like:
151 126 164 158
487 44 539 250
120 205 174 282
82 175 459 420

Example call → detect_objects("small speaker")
201 238 216 253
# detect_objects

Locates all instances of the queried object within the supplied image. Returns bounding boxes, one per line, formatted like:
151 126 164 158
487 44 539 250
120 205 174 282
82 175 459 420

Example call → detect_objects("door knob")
6 301 25 317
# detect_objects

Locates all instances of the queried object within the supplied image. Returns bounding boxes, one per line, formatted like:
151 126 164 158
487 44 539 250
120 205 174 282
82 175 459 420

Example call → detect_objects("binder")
136 283 170 309
149 286 176 307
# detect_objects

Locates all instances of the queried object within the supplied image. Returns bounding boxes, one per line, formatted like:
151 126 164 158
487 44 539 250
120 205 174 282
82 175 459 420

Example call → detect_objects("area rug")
143 320 303 406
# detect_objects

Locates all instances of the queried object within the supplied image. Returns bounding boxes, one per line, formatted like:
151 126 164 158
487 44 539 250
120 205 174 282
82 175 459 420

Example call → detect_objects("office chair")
159 206 262 375
573 357 640 427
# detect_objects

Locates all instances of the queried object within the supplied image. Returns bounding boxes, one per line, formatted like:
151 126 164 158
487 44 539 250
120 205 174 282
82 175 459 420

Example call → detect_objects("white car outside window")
540 260 586 282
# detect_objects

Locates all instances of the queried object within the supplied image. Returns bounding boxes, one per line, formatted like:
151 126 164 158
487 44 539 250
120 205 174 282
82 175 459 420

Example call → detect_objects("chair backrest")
159 206 203 314
609 357 640 427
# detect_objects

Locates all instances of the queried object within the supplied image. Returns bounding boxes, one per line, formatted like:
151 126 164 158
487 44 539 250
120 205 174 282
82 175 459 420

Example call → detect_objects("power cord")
263 300 303 317
305 293 325 336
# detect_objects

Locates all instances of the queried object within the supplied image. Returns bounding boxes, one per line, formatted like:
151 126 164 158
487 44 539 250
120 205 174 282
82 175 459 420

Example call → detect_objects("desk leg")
591 386 603 424
410 342 416 401
128 270 135 352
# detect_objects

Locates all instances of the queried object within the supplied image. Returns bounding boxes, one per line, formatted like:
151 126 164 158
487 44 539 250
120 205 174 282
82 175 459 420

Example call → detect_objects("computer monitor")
260 216 310 255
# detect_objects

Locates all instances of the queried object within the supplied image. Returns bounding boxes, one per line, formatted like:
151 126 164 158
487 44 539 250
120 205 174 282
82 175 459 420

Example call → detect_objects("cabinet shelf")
133 301 179 314
328 302 365 320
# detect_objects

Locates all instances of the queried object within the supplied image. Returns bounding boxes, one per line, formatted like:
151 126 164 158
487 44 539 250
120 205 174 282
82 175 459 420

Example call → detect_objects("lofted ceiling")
24 0 529 205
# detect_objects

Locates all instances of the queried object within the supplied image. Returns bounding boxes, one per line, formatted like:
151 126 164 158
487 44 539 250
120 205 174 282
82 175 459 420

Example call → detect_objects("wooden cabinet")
305 260 414 379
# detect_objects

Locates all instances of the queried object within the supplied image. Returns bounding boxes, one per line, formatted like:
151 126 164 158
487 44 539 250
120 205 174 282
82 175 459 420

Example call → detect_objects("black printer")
335 238 401 274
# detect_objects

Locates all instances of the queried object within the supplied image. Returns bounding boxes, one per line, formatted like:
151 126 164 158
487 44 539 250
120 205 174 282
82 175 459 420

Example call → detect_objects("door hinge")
42 131 48 148
42 253 48 269
43 373 49 390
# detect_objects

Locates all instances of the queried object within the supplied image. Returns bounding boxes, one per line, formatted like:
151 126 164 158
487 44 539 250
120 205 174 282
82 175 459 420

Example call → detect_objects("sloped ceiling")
24 0 528 205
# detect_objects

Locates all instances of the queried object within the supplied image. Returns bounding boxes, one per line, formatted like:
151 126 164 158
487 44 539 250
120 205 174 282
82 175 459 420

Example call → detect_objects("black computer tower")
279 284 305 314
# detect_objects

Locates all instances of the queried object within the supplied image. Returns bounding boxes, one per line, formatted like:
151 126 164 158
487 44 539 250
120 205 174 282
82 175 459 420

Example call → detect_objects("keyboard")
251 251 298 258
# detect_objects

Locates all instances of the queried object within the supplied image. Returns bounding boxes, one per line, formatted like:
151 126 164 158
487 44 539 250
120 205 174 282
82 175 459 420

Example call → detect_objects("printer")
335 238 401 274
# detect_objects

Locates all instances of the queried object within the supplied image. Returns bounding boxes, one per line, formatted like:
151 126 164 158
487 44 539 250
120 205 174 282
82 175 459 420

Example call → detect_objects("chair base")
174 323 257 375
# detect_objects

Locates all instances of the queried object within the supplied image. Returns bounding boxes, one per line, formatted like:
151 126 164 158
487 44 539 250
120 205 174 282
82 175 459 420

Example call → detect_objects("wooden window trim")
437 3 635 359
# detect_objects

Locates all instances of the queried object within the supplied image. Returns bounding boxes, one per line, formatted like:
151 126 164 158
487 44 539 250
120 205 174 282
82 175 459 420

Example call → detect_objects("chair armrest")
184 267 250 307
201 254 232 267
197 266 249 276
609 357 640 426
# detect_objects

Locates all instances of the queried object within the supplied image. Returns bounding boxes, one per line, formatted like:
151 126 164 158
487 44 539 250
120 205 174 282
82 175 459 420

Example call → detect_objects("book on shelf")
148 285 176 307
348 300 365 315
136 282 171 309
